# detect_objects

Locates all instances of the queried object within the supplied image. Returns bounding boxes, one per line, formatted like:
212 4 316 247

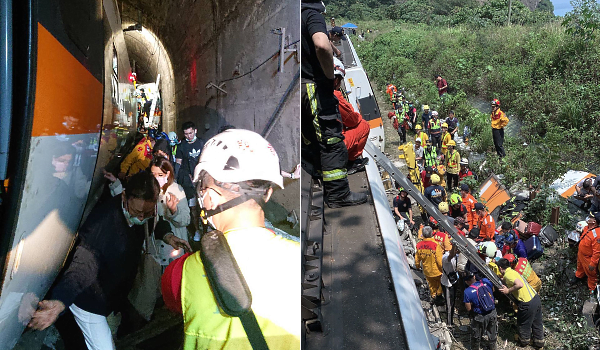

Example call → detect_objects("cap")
474 203 485 211
330 26 344 37
415 138 421 143
460 183 470 191
468 228 480 239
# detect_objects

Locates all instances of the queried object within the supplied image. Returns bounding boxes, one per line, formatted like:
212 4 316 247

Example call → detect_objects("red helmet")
503 253 516 264
491 99 500 106
429 216 438 226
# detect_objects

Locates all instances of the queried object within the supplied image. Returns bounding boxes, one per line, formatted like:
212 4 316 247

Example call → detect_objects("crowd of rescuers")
385 85 540 348
27 125 301 349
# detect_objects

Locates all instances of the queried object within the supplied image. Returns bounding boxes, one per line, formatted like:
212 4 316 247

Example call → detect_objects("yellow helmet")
415 124 422 130
442 123 448 128
431 174 441 185
438 201 449 213
447 140 456 147
423 105 430 110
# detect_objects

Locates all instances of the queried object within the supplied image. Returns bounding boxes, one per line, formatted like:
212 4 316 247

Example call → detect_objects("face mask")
187 136 197 143
122 200 150 226
156 176 168 188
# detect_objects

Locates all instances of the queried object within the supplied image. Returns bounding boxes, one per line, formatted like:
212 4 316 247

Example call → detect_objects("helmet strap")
199 192 265 225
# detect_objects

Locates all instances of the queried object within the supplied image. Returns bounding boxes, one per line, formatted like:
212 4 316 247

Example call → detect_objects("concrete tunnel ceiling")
117 0 300 176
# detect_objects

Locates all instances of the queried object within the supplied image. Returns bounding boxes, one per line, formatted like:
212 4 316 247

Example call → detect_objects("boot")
569 275 585 287
326 191 368 208
532 338 545 349
347 157 369 175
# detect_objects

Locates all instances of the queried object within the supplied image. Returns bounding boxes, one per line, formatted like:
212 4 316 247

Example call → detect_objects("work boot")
433 295 445 306
532 338 545 349
347 157 369 175
326 191 368 208
514 334 530 347
569 276 585 287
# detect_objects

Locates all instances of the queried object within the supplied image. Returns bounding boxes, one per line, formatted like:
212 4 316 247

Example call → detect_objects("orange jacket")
415 238 443 277
477 213 495 241
334 90 363 130
462 193 478 229
578 227 600 267
491 109 509 129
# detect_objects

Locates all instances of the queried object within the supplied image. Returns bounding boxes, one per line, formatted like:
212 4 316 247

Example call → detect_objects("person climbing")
428 111 442 152
435 74 448 97
445 140 460 191
332 57 370 175
490 99 509 158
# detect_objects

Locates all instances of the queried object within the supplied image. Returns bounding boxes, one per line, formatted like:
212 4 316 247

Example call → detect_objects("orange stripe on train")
32 23 103 137
367 117 382 129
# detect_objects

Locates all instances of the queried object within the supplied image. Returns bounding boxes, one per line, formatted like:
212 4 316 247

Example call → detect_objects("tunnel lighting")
123 23 142 32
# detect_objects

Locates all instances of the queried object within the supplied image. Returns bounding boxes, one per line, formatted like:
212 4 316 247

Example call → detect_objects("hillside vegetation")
350 0 600 232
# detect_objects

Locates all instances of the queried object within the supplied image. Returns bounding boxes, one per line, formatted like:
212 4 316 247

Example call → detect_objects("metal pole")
508 0 513 25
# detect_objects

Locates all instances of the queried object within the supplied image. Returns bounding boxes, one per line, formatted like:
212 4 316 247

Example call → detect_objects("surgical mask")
156 176 168 188
122 201 150 226
187 136 197 143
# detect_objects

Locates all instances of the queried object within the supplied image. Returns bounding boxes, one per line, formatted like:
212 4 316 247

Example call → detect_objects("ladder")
364 141 517 303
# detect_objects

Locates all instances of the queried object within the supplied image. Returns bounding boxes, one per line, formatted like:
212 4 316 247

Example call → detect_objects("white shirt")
441 251 458 287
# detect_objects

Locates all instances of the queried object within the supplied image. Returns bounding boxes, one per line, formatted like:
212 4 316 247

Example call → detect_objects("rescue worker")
570 213 600 293
449 193 468 223
396 108 407 144
415 124 429 146
119 134 155 179
407 102 417 131
431 212 452 252
497 258 544 348
475 203 495 242
421 165 434 191
458 158 473 182
504 254 542 293
161 129 300 348
490 99 509 158
416 226 445 305
445 140 460 191
394 187 415 228
461 184 478 230
441 243 459 326
332 58 370 175
423 139 439 168
428 111 442 152
575 177 600 213
504 230 527 259
301 0 367 208
386 83 397 101
422 105 431 135
391 91 400 110
440 123 451 158
454 216 468 236
463 270 498 350
425 174 446 208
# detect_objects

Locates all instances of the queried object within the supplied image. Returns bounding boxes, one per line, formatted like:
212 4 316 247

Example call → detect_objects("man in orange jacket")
490 99 509 158
461 184 478 230
475 202 495 242
571 213 600 293
333 58 370 174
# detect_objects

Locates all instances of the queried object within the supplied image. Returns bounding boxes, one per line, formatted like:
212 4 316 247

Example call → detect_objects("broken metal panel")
478 174 511 214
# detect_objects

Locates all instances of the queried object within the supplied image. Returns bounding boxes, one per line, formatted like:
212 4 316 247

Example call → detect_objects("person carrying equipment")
416 226 445 305
161 129 300 349
445 140 460 191
475 203 495 242
463 270 498 350
490 99 509 158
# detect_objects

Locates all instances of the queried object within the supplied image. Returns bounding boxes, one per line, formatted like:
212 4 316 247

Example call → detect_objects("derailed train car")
0 0 136 347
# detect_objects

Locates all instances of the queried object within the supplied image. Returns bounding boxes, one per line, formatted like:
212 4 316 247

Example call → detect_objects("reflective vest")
180 228 300 350
446 150 460 174
424 147 438 167
441 132 451 154
417 131 429 145
429 119 441 132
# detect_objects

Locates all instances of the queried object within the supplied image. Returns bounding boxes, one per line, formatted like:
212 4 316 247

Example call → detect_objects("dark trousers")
398 125 406 143
447 173 459 191
430 133 441 152
301 80 350 201
442 284 456 326
471 309 498 350
517 294 544 343
55 309 87 350
492 128 505 157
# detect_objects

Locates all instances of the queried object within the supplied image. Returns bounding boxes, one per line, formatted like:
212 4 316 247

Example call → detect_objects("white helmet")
193 129 284 189
333 57 345 78
576 221 588 233
478 241 497 258
431 111 438 117
460 158 469 165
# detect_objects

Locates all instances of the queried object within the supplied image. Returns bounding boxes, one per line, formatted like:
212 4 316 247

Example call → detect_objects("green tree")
536 0 555 13
562 0 600 42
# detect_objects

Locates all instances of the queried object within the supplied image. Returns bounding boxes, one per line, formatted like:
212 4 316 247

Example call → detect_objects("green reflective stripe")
307 83 322 142
327 137 342 144
302 133 311 145
322 169 347 181
424 147 437 167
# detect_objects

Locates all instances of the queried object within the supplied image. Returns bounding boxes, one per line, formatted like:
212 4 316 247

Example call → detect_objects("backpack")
470 281 495 313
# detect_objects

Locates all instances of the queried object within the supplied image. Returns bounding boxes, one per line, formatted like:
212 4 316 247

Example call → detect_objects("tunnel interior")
118 0 300 216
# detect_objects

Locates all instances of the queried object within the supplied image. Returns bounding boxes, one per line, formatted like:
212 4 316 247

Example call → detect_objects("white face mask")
156 176 168 188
